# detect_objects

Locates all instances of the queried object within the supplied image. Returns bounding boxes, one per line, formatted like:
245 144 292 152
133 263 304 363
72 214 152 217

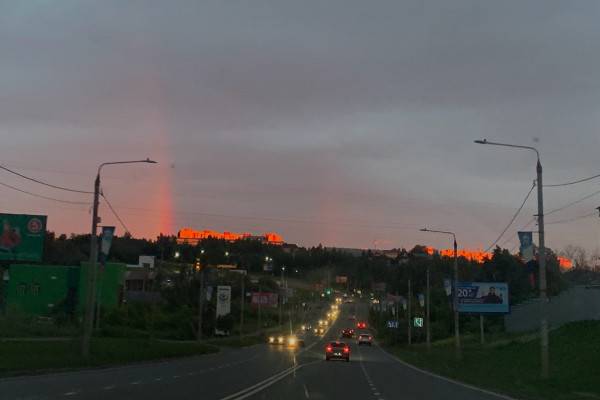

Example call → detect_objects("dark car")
325 341 350 362
341 328 355 338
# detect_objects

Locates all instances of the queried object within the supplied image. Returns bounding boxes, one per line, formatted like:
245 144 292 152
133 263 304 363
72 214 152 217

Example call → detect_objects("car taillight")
369 336 372 340
343 346 349 353
326 346 332 352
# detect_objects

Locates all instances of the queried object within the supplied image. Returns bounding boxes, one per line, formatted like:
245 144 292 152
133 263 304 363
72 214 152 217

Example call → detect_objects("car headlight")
278 336 284 343
288 337 296 346
269 336 275 343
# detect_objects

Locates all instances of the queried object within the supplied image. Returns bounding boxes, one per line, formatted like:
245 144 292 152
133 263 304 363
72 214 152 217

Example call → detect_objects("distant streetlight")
82 158 157 358
174 251 180 259
420 227 460 358
200 249 205 254
474 138 548 378
225 251 229 257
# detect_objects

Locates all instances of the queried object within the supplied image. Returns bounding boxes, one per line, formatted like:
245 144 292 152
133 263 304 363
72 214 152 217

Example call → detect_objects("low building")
177 228 283 245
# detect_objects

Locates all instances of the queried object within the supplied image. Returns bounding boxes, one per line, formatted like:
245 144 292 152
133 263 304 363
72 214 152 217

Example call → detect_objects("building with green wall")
3 262 125 316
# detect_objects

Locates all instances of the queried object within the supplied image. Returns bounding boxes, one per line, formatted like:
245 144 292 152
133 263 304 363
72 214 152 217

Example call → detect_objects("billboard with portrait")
457 282 509 314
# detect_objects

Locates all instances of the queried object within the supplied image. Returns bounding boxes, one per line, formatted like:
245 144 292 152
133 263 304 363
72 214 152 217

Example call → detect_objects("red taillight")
343 346 350 353
369 336 372 340
326 346 332 352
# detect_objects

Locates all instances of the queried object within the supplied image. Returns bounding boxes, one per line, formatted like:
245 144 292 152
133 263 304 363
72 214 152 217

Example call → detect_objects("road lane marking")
219 360 320 400
103 385 115 390
173 375 180 379
304 383 310 399
375 344 517 400
155 377 162 381
130 381 141 385
64 391 79 396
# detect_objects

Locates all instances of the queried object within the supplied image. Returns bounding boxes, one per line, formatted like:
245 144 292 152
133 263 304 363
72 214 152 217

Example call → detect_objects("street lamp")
174 251 180 259
420 227 460 358
81 158 157 358
474 138 548 378
279 266 286 326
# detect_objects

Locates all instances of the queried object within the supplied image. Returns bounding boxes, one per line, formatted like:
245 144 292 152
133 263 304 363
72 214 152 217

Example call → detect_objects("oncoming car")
325 341 350 362
268 335 286 345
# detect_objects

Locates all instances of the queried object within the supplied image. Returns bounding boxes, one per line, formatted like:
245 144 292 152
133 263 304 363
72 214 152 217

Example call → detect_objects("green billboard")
0 213 47 261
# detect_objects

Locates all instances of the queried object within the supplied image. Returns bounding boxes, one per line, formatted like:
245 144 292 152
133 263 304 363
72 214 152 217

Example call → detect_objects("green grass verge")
0 338 219 377
384 321 600 400
207 335 264 348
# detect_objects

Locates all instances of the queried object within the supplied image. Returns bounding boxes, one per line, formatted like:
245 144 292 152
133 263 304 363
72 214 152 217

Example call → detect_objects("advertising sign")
443 279 452 296
251 292 278 308
335 275 348 284
418 293 425 307
0 213 46 261
99 226 115 266
457 282 509 314
216 286 232 317
518 231 534 262
386 320 399 329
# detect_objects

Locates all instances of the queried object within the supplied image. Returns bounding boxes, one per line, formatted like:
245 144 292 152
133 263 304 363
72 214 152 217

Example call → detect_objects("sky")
2 1 600 254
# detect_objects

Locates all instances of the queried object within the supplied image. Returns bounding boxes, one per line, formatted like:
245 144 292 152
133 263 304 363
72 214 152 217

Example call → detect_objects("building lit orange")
424 246 574 269
177 228 283 245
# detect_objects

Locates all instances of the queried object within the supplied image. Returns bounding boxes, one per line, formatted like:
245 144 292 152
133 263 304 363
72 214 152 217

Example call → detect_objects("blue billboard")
457 282 509 314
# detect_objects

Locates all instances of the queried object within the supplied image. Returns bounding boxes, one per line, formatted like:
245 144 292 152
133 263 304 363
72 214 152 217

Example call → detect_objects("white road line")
173 375 180 379
130 381 141 385
303 383 310 399
219 360 320 400
155 377 162 381
103 385 115 390
63 391 78 396
375 345 518 400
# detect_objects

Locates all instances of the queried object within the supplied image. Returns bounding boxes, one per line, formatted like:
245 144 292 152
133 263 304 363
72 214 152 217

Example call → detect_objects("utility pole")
426 265 431 350
279 267 285 326
480 315 485 345
407 278 412 346
197 268 205 341
81 173 100 359
240 273 245 338
81 159 156 358
537 159 549 378
257 282 262 333
474 139 547 377
453 237 461 360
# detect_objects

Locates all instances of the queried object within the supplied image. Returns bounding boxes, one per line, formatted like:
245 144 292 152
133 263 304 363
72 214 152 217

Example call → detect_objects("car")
341 328 355 338
357 333 373 346
301 323 313 332
313 327 325 335
325 341 350 362
268 334 286 345
287 335 305 348
356 321 367 329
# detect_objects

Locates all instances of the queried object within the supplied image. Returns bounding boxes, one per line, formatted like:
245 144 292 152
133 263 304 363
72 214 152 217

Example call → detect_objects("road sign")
386 320 399 329
414 317 424 328
0 213 47 261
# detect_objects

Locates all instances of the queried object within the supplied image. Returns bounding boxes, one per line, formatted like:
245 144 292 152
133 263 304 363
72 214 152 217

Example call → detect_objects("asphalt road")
0 302 513 400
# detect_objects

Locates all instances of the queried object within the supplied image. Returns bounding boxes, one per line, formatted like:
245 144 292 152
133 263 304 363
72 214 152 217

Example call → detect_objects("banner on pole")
518 231 534 262
216 286 232 317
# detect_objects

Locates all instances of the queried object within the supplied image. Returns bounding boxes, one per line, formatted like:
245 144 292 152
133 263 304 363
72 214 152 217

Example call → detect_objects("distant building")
126 255 155 269
177 228 283 245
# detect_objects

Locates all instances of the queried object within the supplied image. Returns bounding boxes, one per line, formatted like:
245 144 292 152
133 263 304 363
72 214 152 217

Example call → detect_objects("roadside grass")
385 320 600 400
0 338 218 377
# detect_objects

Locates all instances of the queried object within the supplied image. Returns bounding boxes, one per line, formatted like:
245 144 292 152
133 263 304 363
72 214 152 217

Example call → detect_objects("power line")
546 211 598 225
484 181 536 252
0 181 91 205
545 173 600 188
0 165 92 194
100 192 131 235
545 187 600 216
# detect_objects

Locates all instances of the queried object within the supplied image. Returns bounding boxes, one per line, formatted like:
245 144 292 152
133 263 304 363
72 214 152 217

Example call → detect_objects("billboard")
457 282 509 314
0 213 47 261
335 275 348 284
251 292 278 308
216 286 232 317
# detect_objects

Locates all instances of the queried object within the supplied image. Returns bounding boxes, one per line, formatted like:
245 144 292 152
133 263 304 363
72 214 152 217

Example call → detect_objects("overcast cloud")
2 1 600 253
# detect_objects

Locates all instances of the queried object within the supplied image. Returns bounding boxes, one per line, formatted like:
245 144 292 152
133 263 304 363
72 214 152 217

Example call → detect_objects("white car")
357 333 373 346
